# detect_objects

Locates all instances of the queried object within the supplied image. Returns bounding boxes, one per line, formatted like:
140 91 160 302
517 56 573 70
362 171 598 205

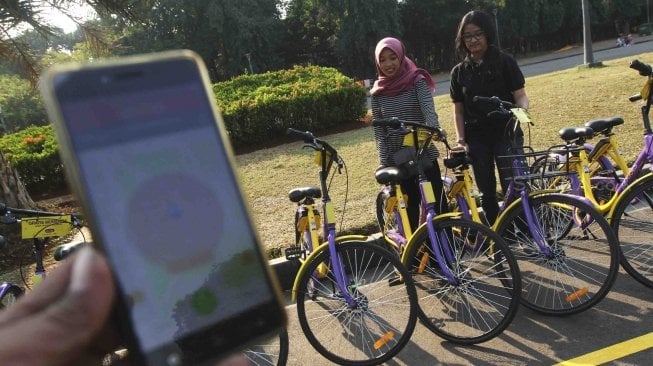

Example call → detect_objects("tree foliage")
114 0 286 81
0 74 46 134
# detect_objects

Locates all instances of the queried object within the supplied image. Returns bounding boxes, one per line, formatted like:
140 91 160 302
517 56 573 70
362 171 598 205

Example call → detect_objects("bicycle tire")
403 217 521 344
495 193 619 315
610 174 653 289
0 286 22 309
295 241 417 365
243 328 289 366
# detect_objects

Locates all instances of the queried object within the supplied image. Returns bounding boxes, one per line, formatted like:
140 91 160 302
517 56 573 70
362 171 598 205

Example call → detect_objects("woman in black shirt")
449 10 530 225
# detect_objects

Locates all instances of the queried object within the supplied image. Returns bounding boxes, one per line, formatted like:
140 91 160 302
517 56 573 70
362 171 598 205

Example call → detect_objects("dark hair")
455 10 496 59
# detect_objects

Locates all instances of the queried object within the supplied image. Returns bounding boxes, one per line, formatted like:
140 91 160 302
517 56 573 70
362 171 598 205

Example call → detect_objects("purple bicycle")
285 128 417 365
531 59 653 289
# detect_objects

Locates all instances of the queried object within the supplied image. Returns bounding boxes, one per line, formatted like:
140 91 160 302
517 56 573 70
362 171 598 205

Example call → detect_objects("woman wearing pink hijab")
371 37 448 230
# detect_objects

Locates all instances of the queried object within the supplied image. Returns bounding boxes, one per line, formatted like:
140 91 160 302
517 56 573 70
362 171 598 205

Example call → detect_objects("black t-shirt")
450 46 525 134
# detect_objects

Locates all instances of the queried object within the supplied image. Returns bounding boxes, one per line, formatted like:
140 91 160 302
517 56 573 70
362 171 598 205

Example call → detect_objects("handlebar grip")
286 128 314 142
472 95 498 104
630 59 652 77
629 94 643 102
371 117 401 127
473 95 517 109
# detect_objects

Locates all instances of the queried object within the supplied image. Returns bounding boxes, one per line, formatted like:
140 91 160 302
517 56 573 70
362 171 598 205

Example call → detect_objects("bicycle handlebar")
286 128 315 143
371 117 446 141
0 202 83 225
472 95 518 110
286 128 340 157
630 59 652 77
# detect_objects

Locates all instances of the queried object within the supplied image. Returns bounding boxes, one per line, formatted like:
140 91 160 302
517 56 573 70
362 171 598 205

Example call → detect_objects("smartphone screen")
41 51 285 365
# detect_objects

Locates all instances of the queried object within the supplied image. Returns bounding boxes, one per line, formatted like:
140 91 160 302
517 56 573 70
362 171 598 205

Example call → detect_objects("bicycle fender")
335 234 368 242
290 236 368 302
607 172 653 221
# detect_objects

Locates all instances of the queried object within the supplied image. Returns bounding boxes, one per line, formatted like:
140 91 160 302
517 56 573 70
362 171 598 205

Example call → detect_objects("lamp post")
245 53 254 74
492 8 501 50
581 0 601 67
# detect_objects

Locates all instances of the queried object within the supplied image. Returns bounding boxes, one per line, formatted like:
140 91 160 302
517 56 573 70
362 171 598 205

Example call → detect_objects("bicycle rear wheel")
403 218 521 344
495 193 619 315
243 328 289 366
610 175 653 288
295 241 417 365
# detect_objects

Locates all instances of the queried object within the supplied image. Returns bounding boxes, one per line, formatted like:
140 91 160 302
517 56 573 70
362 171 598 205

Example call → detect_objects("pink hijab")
370 37 435 96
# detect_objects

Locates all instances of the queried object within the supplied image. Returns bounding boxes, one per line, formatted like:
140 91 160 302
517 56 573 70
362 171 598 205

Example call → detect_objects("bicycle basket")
498 146 578 190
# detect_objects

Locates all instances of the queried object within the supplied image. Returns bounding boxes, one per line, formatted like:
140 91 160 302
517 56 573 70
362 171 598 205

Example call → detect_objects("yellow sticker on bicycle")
511 108 534 125
642 78 652 101
402 130 432 147
21 216 72 239
313 151 331 166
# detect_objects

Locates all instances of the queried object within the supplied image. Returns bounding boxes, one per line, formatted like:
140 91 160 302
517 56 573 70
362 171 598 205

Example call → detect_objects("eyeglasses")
462 31 485 43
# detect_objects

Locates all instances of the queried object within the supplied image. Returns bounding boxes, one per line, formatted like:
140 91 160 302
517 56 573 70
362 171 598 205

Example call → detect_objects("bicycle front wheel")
403 218 521 344
0 285 22 309
610 175 653 288
243 328 289 366
496 193 619 315
295 241 417 365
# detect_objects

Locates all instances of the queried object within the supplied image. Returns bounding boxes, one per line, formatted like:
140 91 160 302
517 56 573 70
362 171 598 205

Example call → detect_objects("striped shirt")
371 78 440 167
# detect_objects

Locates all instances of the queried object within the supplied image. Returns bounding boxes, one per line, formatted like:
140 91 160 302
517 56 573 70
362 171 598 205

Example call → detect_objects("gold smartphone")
40 50 286 365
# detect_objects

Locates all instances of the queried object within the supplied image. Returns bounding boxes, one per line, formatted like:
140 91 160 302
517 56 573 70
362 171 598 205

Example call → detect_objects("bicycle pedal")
388 275 404 287
284 246 303 260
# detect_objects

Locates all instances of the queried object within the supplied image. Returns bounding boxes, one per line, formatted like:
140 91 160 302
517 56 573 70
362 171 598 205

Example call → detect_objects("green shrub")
0 66 366 196
213 65 367 147
0 125 65 196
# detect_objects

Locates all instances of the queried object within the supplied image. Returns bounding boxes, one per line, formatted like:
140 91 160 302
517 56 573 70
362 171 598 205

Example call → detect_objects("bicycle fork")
420 180 458 285
519 190 553 258
322 200 359 308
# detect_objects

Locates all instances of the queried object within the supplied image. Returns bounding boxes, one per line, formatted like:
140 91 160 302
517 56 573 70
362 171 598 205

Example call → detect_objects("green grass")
236 53 653 257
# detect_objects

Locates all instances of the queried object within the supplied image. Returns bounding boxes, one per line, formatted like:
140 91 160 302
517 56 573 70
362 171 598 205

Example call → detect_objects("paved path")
433 34 653 96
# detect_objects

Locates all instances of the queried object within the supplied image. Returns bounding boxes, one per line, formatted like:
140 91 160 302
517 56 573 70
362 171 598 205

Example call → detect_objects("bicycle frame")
447 149 556 257
542 60 653 216
287 131 366 306
374 119 462 284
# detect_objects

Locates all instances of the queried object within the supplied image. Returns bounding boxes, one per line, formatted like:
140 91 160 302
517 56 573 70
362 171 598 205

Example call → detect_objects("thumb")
0 248 115 365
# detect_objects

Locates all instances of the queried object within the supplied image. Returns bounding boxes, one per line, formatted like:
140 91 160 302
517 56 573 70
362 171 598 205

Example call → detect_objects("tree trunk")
0 150 36 209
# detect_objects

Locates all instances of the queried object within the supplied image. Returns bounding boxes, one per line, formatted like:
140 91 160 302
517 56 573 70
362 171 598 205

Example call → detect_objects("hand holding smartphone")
40 50 286 366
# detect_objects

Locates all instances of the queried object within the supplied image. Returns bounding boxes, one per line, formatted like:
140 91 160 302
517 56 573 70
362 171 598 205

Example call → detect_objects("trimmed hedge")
213 65 368 147
0 125 66 196
1 66 366 196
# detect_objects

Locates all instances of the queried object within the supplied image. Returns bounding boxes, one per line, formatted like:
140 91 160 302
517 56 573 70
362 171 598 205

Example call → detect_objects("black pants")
467 129 524 225
400 161 448 231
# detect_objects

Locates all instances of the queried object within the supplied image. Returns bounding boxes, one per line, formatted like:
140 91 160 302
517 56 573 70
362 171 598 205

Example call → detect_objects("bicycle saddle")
288 186 322 203
584 117 624 135
375 167 404 185
444 152 473 169
558 126 594 142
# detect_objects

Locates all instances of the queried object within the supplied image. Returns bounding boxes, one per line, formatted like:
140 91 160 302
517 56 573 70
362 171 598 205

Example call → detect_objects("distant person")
0 247 248 366
449 10 530 225
370 36 448 229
